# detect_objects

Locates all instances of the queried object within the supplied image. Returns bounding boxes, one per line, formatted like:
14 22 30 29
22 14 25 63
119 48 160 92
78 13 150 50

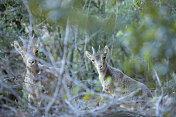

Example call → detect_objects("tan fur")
14 39 61 106
86 46 152 106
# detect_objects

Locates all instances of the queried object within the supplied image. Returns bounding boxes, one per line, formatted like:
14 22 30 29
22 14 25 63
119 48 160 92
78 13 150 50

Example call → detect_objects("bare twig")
84 32 88 71
70 29 101 50
0 7 20 15
22 0 33 38
45 18 70 116
1 104 17 114
74 26 78 49
82 0 88 12
154 69 164 117
0 81 21 104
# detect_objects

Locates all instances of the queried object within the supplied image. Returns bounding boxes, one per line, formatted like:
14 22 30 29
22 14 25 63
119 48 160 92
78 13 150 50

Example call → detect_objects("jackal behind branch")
86 46 152 106
14 37 70 107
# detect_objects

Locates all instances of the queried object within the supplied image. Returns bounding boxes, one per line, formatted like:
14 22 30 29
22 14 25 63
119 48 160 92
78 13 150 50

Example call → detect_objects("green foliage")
121 88 129 93
27 0 117 34
64 94 68 99
83 93 91 100
72 86 80 95
1 0 176 115
133 0 142 9
105 77 112 84
123 1 176 84
21 88 28 105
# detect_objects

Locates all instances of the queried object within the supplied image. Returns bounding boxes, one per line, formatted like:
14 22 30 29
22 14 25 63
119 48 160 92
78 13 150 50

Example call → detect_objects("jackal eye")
35 50 38 54
91 59 95 63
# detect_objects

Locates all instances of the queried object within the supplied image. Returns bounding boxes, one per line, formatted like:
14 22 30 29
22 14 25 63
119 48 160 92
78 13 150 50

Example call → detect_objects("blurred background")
0 0 176 116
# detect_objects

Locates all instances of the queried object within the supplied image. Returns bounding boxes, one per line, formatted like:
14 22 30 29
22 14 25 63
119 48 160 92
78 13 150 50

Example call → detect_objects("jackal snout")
14 39 39 69
98 65 103 70
26 55 36 68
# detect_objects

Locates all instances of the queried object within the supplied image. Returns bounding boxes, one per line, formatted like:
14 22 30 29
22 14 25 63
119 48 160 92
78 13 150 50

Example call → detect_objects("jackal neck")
26 63 39 76
98 62 108 78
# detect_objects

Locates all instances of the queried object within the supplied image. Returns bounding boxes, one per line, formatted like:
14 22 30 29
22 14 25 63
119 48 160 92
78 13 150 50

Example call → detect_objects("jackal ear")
86 51 92 60
103 46 109 55
14 41 23 55
35 38 40 48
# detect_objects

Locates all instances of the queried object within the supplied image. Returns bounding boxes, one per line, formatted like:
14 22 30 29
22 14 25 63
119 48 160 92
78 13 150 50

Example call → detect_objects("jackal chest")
99 75 115 93
24 74 43 93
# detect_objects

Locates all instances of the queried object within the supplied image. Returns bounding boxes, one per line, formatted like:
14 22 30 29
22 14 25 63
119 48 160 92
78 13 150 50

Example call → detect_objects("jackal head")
86 46 109 72
14 37 39 69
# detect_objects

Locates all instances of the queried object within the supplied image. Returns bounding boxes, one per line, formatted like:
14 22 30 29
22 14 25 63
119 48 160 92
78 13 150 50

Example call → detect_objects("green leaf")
116 30 123 36
72 86 79 95
83 93 91 100
113 82 118 87
65 94 68 99
121 88 129 93
38 70 41 75
105 77 112 83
